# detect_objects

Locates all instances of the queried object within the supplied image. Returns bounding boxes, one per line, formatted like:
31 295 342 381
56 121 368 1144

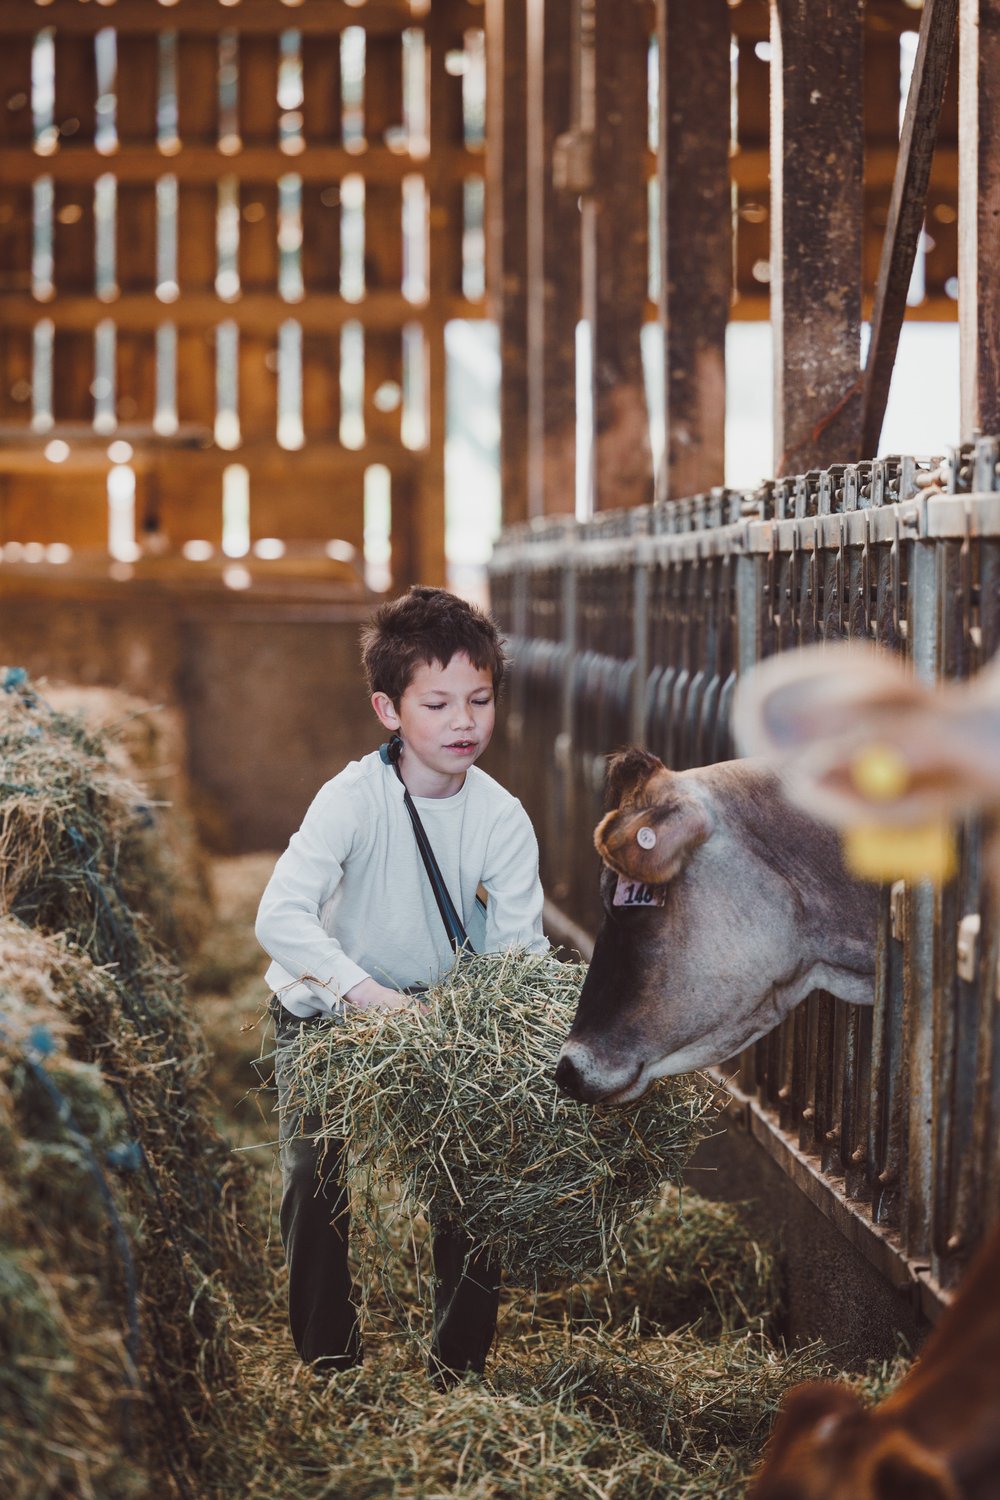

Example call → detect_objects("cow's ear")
733 644 929 758
604 747 665 810
866 1431 959 1500
749 1383 862 1494
594 782 712 885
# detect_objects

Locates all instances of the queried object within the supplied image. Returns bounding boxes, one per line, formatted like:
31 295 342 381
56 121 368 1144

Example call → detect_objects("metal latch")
957 913 981 984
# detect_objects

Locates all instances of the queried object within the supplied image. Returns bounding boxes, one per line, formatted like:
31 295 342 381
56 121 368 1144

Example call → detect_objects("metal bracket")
890 880 907 942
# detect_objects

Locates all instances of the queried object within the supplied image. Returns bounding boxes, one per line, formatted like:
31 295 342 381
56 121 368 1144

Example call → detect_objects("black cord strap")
380 735 471 953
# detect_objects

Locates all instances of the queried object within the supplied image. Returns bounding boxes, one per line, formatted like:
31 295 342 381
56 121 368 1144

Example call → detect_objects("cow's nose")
554 1053 584 1099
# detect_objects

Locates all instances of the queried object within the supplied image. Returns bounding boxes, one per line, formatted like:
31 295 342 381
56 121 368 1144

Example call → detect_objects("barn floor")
185 855 909 1499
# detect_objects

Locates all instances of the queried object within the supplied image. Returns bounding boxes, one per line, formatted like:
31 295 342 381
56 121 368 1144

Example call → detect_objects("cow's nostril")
554 1054 582 1099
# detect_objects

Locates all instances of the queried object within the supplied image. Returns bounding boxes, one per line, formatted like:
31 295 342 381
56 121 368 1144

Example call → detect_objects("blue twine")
2 666 28 692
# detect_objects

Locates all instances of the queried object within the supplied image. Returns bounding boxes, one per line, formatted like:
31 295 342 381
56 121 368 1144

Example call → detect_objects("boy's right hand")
344 977 418 1014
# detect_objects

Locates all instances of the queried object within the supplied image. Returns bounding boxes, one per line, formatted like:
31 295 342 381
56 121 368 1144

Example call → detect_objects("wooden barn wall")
0 0 492 585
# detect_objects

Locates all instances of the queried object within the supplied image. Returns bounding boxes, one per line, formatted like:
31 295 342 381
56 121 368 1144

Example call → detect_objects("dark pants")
273 1003 501 1381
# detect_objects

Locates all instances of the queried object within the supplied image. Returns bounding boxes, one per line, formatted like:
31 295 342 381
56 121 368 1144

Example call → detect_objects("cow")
747 1213 1000 1500
730 642 1000 889
553 746 878 1106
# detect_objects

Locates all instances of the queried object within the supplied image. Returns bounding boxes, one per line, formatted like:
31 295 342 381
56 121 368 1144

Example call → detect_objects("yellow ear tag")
849 743 911 802
843 823 957 885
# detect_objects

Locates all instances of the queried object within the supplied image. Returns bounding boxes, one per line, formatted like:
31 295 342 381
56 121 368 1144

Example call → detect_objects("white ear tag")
636 826 657 849
612 876 666 908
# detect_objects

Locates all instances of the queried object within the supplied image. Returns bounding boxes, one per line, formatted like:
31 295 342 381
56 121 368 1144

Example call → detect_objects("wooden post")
301 36 342 442
583 0 653 513
525 0 578 517
959 0 1000 437
485 0 530 527
657 0 731 500
862 0 958 456
364 34 405 448
770 0 864 473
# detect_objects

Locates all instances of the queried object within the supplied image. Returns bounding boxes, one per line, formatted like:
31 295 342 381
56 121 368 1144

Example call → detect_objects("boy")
256 586 547 1386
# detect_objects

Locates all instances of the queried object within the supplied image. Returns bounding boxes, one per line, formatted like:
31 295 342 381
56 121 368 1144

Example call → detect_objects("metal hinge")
957 912 981 984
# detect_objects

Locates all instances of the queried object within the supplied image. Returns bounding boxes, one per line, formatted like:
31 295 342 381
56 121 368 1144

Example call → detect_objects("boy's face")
372 651 496 795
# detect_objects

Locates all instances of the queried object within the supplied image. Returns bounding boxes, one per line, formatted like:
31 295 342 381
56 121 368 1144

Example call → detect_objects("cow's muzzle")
554 1044 646 1105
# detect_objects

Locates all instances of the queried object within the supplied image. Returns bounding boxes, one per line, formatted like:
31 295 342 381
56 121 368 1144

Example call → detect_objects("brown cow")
554 747 877 1105
748 1215 1000 1500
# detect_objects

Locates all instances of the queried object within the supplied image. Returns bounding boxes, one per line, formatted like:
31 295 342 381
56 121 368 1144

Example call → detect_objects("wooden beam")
959 0 1000 436
0 144 483 186
770 0 864 474
525 0 578 518
862 0 958 456
0 291 466 333
0 1 464 37
657 0 731 500
583 0 653 513
485 0 530 527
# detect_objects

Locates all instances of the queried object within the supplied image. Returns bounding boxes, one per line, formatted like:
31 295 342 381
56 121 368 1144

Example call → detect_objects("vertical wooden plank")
176 34 219 146
657 0 731 499
117 177 158 427
959 0 1000 436
525 0 578 517
301 38 342 442
485 0 530 527
239 33 280 147
175 329 216 431
115 35 159 145
585 0 653 512
239 181 280 441
302 36 342 145
365 33 405 446
862 0 958 456
770 0 864 473
0 39 34 148
54 33 97 147
177 184 217 293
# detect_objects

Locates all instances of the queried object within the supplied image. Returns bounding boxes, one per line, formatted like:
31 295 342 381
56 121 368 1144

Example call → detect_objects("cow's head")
554 748 876 1104
747 1382 959 1500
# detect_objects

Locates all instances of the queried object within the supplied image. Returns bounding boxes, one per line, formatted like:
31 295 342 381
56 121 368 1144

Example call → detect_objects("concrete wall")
0 576 379 852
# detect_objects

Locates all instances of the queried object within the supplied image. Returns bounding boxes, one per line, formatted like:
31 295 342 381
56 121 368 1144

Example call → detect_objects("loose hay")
281 950 719 1282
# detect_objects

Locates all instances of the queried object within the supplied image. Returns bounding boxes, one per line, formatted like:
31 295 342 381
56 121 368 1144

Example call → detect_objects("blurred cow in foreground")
736 642 1000 1500
732 643 1000 888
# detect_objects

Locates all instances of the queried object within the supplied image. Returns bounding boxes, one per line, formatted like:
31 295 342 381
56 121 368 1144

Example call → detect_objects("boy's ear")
371 692 401 734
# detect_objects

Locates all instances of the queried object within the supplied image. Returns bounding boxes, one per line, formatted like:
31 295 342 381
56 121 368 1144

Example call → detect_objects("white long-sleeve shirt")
256 750 547 1016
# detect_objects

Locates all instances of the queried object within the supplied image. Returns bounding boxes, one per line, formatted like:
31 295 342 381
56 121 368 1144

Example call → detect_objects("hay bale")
0 919 145 1500
282 950 718 1282
27 679 211 958
0 673 270 1495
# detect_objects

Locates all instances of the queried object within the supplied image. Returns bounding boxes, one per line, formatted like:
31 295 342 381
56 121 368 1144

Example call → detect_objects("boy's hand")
344 977 418 1014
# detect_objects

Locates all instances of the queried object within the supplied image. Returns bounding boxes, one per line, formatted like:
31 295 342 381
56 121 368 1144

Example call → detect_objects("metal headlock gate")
489 437 1000 1315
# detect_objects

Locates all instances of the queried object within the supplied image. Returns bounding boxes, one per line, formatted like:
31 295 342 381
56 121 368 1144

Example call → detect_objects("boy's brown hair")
360 586 508 704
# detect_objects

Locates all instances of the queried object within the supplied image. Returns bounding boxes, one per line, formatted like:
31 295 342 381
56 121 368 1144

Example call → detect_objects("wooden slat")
585 0 654 512
0 187 34 296
959 0 1000 436
115 35 160 146
177 184 218 292
239 331 278 443
116 333 158 427
240 181 280 291
657 0 730 499
525 0 577 518
52 330 95 424
2 1 451 38
175 328 216 427
301 179 342 441
248 466 366 546
364 33 405 446
0 474 109 548
239 34 281 147
0 328 35 428
236 179 280 441
485 0 529 527
0 38 35 148
0 290 460 332
302 36 343 145
118 183 157 292
54 33 97 147
177 34 219 146
862 0 958 456
53 180 94 294
770 0 864 473
0 144 483 186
